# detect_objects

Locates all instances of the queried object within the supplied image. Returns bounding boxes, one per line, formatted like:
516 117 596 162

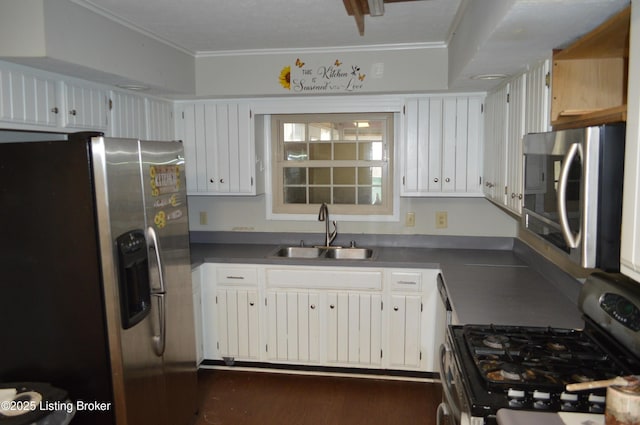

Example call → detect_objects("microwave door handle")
151 293 167 356
557 142 582 249
146 226 166 294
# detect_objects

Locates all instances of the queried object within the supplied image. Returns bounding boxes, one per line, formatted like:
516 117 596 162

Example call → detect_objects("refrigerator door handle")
146 226 166 294
152 292 167 356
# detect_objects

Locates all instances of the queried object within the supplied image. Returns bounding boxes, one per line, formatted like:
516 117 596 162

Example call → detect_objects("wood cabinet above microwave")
551 6 630 130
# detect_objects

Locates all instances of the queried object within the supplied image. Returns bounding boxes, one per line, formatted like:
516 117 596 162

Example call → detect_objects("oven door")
439 334 476 425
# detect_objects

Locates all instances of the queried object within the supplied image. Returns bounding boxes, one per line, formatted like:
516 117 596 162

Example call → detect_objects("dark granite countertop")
189 232 584 329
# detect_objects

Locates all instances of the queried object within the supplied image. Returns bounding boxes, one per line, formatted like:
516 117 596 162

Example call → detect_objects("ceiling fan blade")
343 0 367 35
343 0 425 35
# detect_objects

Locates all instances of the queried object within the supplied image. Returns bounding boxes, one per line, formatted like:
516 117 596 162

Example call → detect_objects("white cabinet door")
146 97 174 141
266 290 321 363
0 67 59 127
177 102 255 195
387 269 440 372
216 287 260 360
402 95 483 196
326 292 382 366
388 294 422 368
505 74 526 214
62 81 108 130
483 84 509 204
109 90 146 138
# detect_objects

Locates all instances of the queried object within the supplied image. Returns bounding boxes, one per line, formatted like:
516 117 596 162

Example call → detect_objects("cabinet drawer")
216 267 258 285
389 272 422 291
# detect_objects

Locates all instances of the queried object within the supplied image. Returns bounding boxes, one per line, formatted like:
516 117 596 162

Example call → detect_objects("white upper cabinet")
177 101 257 195
0 66 59 128
109 91 174 141
62 80 109 130
109 90 146 138
483 60 550 214
402 95 483 197
146 97 175 141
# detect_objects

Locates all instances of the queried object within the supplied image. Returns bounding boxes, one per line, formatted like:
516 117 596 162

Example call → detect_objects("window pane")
358 187 382 205
358 167 382 185
309 187 330 204
284 167 306 185
284 123 306 141
334 143 357 160
284 142 308 161
309 167 330 185
309 143 331 160
334 167 355 185
359 142 383 160
335 187 355 204
284 187 307 204
309 122 334 141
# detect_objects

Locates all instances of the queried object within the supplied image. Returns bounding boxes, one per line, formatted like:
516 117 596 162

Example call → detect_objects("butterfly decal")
295 58 305 68
358 73 366 81
334 60 342 67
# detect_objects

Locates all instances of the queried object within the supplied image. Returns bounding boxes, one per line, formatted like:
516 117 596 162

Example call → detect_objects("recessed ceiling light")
470 74 508 80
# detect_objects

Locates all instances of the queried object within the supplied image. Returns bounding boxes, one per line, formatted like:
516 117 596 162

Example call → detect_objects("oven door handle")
439 343 462 422
557 142 583 249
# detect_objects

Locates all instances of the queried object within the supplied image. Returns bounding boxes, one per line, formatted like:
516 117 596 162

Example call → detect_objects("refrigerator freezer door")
139 140 198 425
92 137 167 425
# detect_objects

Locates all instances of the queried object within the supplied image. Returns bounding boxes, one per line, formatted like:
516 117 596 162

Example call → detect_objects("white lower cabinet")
216 287 260 360
388 294 422 368
326 292 382 366
266 290 320 363
200 263 441 373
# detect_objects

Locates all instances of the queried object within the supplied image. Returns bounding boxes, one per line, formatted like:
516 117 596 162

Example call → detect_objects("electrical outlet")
405 212 415 227
436 211 448 229
199 211 208 225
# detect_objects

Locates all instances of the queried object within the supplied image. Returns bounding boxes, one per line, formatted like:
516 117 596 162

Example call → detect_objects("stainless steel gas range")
438 272 640 425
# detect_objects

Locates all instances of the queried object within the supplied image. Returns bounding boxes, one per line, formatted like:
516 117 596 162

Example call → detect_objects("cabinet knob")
434 178 439 183
69 109 77 116
330 304 335 309
393 306 399 311
310 304 316 310
511 193 516 198
51 107 59 114
445 177 450 183
249 302 255 306
220 178 224 184
518 194 523 200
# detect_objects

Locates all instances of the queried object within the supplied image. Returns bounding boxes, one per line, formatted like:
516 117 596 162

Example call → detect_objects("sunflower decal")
279 66 291 90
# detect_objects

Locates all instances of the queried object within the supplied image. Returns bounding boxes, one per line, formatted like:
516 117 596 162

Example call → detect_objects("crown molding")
195 42 447 58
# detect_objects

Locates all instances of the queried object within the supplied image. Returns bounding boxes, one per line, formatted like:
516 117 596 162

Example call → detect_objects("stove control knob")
507 389 527 408
532 391 552 410
507 389 526 399
588 394 606 413
533 391 550 400
560 392 580 412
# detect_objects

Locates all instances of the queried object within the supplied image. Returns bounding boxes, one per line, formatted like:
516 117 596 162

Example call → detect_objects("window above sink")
270 113 394 218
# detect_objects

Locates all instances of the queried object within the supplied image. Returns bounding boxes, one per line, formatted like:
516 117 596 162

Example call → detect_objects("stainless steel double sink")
269 246 374 260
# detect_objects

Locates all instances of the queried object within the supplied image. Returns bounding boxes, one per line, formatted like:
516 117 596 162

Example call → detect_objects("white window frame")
256 96 402 222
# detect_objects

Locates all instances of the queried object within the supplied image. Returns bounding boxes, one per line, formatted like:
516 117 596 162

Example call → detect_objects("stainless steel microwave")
522 124 625 271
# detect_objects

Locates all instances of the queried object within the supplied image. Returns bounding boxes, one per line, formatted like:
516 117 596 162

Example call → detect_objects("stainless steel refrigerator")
0 133 198 425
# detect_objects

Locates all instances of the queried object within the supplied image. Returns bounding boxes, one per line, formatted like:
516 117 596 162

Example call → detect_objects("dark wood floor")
195 369 442 425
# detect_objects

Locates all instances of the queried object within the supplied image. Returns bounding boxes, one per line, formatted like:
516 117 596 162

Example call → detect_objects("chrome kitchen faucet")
317 202 337 248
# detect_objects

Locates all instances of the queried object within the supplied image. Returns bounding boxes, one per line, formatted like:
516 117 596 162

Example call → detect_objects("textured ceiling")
72 0 631 91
